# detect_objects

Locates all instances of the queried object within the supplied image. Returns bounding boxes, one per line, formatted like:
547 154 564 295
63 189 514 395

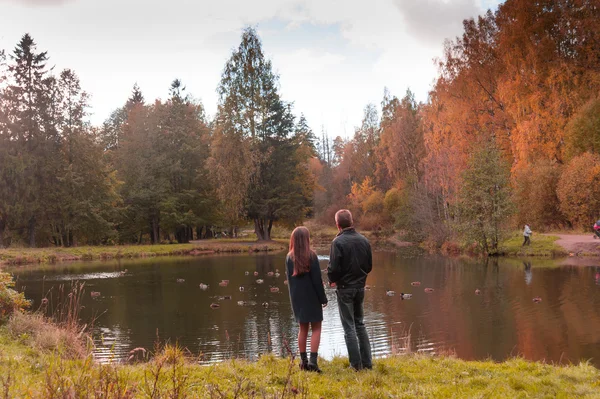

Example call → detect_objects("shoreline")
0 324 597 398
0 240 288 267
1 232 598 268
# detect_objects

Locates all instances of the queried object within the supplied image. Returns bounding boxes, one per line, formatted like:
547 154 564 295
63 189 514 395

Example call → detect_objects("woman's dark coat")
286 253 328 323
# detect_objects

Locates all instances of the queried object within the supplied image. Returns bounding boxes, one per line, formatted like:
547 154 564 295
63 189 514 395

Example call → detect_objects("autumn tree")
114 82 214 243
378 89 424 189
557 153 600 229
458 141 512 254
513 160 564 230
212 27 314 240
564 97 600 160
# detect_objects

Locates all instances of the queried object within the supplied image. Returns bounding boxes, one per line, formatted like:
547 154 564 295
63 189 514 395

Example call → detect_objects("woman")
286 226 328 372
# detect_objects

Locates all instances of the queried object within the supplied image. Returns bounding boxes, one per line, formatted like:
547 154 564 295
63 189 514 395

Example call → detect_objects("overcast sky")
1 0 503 137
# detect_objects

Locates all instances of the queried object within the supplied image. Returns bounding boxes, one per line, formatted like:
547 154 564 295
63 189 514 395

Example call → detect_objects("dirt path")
550 234 600 255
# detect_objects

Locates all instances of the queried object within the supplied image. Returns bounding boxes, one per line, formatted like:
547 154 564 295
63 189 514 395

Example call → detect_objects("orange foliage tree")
557 153 600 229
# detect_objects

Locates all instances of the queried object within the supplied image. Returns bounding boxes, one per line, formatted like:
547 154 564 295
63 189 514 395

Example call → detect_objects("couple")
286 209 372 372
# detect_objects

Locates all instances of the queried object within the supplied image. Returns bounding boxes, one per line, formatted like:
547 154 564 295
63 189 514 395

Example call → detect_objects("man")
327 209 373 370
522 224 532 246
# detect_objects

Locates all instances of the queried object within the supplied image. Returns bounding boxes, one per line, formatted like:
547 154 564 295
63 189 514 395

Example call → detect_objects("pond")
7 252 600 366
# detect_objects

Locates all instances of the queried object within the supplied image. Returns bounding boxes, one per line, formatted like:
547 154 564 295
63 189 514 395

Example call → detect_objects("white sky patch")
0 0 504 137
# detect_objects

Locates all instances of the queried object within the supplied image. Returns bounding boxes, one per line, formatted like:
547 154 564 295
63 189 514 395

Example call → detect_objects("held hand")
330 282 336 288
322 303 327 308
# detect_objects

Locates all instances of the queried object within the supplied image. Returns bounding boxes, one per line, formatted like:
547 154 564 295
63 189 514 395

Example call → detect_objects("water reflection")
524 261 532 285
7 253 600 367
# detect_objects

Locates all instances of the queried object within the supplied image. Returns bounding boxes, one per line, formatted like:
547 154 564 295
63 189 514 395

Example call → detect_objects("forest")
0 0 599 254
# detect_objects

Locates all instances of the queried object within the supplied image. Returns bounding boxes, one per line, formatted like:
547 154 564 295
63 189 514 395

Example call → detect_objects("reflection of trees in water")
241 306 297 361
255 254 276 274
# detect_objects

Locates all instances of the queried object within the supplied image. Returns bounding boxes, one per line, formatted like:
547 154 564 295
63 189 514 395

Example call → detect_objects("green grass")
499 232 567 257
1 324 599 399
0 240 287 267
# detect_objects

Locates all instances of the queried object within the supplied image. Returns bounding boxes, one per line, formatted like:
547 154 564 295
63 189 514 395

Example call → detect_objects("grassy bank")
0 239 287 266
499 233 567 257
0 222 394 267
1 318 599 399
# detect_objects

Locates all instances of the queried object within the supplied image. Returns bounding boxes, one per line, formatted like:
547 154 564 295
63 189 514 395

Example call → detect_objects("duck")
267 271 274 277
119 269 128 275
424 288 434 293
262 302 269 308
400 293 412 299
475 289 481 295
222 295 232 300
221 279 230 284
533 297 542 303
254 271 259 276
283 280 288 285
210 303 220 309
239 286 245 292
274 273 281 278
237 301 246 306
386 290 396 296
219 281 228 287
275 269 279 273
199 283 209 290
245 271 250 276
270 287 279 293
91 291 101 298
256 279 264 284
176 278 185 283
411 282 421 287
365 285 372 290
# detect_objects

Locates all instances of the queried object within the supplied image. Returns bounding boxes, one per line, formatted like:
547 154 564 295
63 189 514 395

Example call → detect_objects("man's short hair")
335 209 353 229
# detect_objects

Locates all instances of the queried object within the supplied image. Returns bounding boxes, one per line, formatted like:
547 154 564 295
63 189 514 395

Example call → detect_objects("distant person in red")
593 220 600 239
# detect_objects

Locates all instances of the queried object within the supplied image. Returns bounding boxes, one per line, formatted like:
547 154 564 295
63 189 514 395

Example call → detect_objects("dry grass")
0 335 599 398
7 312 89 359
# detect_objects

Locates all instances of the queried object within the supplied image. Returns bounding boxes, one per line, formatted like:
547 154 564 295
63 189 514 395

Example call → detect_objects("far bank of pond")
0 240 288 266
2 230 591 268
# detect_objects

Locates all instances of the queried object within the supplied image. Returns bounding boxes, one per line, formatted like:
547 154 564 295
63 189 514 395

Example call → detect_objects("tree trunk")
267 219 273 240
254 219 264 241
150 217 160 244
254 218 271 241
0 218 6 248
28 217 36 248
196 226 203 240
175 226 191 243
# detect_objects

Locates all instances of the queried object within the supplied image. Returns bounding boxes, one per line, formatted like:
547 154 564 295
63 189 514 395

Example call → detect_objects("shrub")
513 160 564 230
557 152 600 229
384 187 402 216
0 272 30 322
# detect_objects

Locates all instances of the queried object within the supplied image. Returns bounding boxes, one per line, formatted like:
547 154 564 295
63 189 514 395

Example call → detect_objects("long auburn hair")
288 226 314 276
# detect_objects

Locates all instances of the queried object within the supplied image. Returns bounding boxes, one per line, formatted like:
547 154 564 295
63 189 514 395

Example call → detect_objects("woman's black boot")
307 352 322 373
299 352 308 370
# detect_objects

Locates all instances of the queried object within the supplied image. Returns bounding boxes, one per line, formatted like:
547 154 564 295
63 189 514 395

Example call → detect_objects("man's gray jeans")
336 287 372 370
